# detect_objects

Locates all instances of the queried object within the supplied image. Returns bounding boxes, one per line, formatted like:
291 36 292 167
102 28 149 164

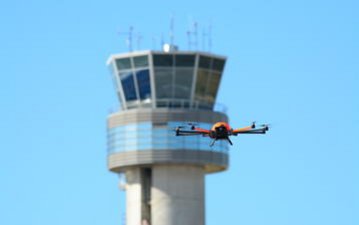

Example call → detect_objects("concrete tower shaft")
106 50 228 225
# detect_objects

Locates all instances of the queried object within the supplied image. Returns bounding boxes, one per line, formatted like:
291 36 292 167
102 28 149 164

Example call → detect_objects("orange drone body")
211 122 231 131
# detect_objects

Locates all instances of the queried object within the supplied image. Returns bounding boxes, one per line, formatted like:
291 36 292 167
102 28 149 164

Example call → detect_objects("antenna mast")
170 14 175 46
187 20 198 50
202 27 206 51
118 26 134 52
161 33 165 48
152 36 158 50
208 21 212 52
136 33 143 51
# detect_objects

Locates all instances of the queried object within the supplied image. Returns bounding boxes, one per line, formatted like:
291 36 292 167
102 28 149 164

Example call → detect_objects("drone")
175 121 269 146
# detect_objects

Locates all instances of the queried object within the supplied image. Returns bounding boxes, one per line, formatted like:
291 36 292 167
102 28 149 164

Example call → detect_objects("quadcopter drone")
175 121 269 146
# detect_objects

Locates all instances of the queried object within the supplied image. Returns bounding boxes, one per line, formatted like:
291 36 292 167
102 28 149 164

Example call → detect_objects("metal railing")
108 99 227 114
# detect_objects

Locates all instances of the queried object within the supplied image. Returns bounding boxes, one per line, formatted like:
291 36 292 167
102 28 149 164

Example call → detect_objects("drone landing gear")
210 139 217 147
226 137 233 145
210 138 233 147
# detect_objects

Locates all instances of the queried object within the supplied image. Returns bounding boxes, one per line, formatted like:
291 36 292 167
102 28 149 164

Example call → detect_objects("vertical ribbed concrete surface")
151 165 205 225
125 168 142 225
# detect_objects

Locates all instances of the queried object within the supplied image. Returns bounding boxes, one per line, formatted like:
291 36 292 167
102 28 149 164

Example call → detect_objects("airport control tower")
106 45 229 225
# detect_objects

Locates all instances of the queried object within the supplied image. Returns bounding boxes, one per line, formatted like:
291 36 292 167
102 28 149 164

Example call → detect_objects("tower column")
151 165 205 225
125 168 142 225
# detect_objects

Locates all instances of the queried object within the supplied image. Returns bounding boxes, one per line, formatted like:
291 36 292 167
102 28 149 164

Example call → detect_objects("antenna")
170 14 175 46
118 26 134 52
136 33 143 51
118 26 143 51
208 20 213 52
187 20 198 50
161 33 165 48
202 27 206 51
202 22 213 52
152 36 158 50
186 30 191 50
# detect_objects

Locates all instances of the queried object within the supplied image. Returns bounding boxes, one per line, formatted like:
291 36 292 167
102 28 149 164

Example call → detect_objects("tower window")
135 69 151 100
174 68 193 99
206 71 221 103
199 56 212 69
134 55 149 68
154 68 174 99
212 59 225 71
175 54 195 67
116 58 132 70
153 54 173 67
120 72 137 101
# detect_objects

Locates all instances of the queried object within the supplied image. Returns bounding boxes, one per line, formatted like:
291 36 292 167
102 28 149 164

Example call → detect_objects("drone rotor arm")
232 125 253 134
175 129 210 136
232 127 268 134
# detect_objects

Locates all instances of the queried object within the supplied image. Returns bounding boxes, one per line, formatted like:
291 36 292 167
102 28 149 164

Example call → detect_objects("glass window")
198 122 211 130
212 58 225 71
135 69 151 100
168 134 181 142
152 143 169 150
183 135 198 143
174 68 194 99
109 64 122 98
153 122 167 128
116 58 132 70
205 71 221 103
137 122 152 129
138 142 152 150
167 121 183 127
154 68 174 99
199 56 212 69
125 132 137 139
152 128 170 137
200 141 211 150
125 124 137 131
109 126 125 134
136 136 152 144
134 55 149 68
153 54 173 67
194 69 210 102
124 145 137 151
137 131 152 138
211 142 222 152
120 72 137 101
124 138 137 146
175 55 195 67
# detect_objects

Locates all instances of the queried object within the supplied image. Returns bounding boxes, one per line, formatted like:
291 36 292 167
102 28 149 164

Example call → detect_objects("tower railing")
108 99 227 114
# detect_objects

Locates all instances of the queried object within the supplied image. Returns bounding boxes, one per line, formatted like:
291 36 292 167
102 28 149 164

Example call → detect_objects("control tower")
106 45 228 225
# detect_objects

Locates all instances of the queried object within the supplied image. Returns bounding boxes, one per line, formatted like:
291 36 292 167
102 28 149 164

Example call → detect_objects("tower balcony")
107 108 229 174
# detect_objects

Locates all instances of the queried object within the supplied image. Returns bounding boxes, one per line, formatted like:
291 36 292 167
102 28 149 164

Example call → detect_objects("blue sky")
1 0 358 225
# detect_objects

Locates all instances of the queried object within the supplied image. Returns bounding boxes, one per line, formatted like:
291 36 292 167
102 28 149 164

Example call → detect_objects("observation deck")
107 50 226 110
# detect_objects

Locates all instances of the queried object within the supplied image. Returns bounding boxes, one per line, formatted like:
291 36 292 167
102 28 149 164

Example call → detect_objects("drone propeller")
259 124 270 131
185 122 198 130
172 126 185 132
173 126 185 136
